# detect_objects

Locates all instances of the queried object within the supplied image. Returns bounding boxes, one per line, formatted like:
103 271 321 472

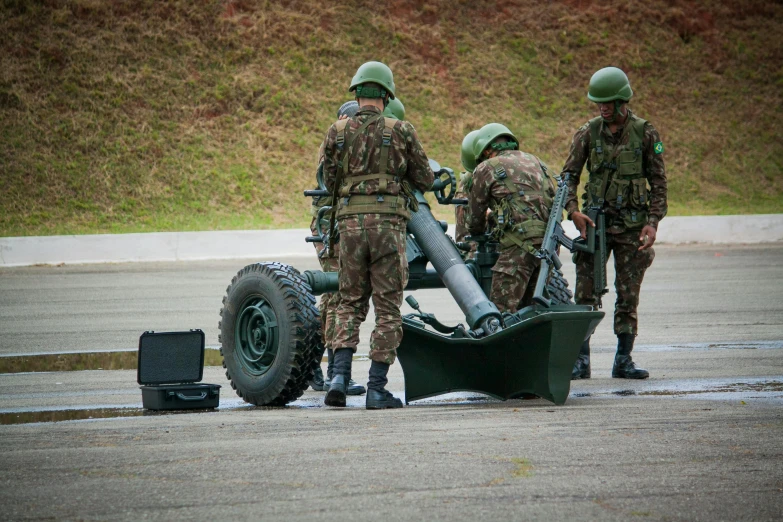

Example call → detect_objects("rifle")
532 174 608 307
571 206 608 307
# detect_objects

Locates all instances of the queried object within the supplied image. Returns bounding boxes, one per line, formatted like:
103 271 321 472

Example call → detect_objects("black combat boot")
346 380 367 396
323 348 334 388
309 367 325 391
324 348 366 396
571 339 591 380
612 333 649 379
324 348 353 407
308 343 327 391
365 360 402 409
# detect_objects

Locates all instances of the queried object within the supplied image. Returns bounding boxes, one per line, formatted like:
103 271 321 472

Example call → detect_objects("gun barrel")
407 193 501 330
304 267 446 296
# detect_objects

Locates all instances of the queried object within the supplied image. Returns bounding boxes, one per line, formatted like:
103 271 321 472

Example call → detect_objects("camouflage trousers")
574 229 655 335
332 214 408 365
490 246 541 314
310 217 368 349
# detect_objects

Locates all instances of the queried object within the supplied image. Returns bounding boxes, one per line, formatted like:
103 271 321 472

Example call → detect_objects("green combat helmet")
383 97 405 120
587 67 633 102
460 129 480 173
472 123 518 163
349 61 396 100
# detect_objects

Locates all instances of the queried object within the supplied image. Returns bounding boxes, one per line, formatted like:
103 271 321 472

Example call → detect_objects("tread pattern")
219 262 320 406
546 267 574 305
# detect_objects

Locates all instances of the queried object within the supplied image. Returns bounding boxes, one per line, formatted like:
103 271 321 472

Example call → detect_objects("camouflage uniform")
454 172 473 244
310 141 368 350
563 109 667 335
322 105 432 365
453 172 477 261
455 171 498 259
468 150 556 313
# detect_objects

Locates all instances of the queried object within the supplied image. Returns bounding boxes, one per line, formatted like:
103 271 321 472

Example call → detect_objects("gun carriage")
219 160 607 407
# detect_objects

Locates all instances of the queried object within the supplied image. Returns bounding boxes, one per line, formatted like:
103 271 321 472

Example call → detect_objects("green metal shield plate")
396 306 604 406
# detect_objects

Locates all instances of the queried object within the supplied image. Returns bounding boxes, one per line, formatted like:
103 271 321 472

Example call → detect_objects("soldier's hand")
638 225 657 251
338 114 348 120
571 211 595 239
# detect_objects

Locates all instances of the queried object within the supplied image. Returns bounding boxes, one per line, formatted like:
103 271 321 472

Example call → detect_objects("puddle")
637 380 783 396
5 380 781 425
0 399 253 425
570 378 783 402
0 349 225 374
636 340 783 352
0 407 145 425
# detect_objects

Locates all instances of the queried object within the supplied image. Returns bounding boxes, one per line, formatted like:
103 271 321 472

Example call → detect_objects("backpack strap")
334 114 410 220
378 117 398 183
334 118 349 152
488 157 518 196
328 114 381 252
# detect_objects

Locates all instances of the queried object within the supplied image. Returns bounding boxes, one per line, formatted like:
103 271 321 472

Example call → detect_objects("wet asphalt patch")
7 377 781 426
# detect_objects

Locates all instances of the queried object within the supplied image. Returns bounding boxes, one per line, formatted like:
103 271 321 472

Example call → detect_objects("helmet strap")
355 85 387 100
600 101 627 124
490 141 519 152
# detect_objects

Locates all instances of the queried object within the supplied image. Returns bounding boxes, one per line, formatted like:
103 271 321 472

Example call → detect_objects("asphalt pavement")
0 243 782 520
1 243 782 355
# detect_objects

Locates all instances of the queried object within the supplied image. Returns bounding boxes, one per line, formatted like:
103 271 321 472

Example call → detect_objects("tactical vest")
333 115 411 220
487 153 554 254
584 115 649 230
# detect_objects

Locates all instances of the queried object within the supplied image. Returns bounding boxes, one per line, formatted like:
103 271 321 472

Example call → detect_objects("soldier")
467 124 556 313
321 62 433 409
383 97 405 121
454 129 480 250
563 67 667 380
310 97 405 394
308 100 366 397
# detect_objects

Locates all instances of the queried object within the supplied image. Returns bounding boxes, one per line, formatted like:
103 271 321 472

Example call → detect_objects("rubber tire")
545 267 574 305
219 262 320 406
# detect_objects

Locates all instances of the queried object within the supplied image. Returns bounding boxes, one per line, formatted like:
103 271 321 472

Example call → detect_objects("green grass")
1 0 781 236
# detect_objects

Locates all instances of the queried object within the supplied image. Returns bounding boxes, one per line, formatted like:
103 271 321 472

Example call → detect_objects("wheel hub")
235 297 279 375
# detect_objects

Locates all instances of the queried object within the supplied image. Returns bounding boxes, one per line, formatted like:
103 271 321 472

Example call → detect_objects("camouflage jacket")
468 150 555 239
322 106 433 212
561 109 667 230
454 171 473 243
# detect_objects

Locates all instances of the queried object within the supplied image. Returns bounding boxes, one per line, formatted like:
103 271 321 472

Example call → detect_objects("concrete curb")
1 214 781 267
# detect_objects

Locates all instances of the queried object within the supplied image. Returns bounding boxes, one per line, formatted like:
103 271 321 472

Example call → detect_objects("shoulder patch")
653 141 664 154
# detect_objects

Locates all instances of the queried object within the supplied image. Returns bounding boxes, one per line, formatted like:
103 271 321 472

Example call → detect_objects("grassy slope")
1 0 781 236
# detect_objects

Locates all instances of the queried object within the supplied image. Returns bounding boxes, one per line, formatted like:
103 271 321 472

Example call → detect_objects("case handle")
167 391 208 401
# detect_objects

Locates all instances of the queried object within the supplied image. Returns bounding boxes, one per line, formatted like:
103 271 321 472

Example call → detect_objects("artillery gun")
218 161 606 407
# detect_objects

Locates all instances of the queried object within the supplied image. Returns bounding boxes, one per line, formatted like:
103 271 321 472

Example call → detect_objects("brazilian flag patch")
654 141 664 154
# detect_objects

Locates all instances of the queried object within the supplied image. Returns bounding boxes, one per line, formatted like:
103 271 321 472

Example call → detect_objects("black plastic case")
137 330 221 410
140 383 221 410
